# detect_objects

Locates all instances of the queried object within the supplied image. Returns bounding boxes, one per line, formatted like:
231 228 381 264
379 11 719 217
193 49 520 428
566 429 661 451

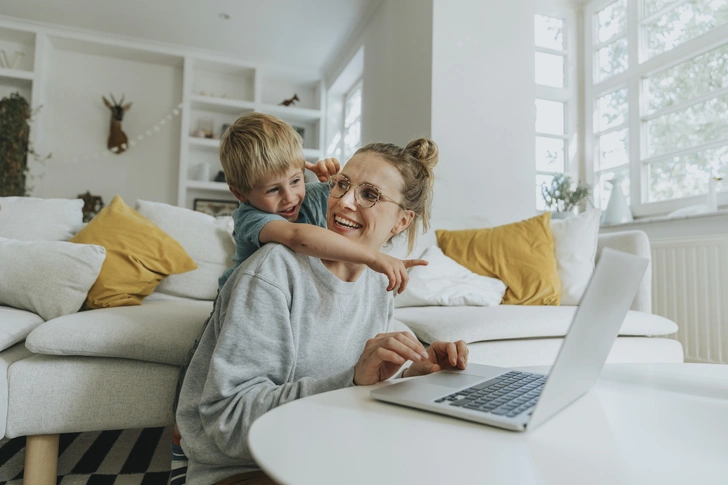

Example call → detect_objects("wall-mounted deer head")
102 93 132 154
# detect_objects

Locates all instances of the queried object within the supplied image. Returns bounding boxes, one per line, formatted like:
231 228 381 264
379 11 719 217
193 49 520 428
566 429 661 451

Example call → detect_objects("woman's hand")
354 332 430 386
368 252 428 293
305 158 340 182
403 340 469 378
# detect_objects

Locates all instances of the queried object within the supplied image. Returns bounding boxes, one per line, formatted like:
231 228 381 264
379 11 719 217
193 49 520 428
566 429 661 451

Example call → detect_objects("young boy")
170 113 425 485
217 112 421 292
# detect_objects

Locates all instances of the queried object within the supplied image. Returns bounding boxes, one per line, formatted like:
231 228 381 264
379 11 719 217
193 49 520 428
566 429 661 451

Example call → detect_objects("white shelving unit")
179 57 325 208
0 17 326 208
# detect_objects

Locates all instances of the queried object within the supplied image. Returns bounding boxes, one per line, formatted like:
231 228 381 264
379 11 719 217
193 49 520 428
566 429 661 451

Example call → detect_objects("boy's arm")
259 220 426 293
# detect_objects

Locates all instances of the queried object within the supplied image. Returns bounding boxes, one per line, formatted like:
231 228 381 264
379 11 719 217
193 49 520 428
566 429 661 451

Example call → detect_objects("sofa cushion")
551 210 601 305
0 196 84 241
394 306 678 344
0 237 106 321
0 306 44 352
395 246 506 308
436 213 561 305
25 300 212 365
136 199 234 300
70 196 198 309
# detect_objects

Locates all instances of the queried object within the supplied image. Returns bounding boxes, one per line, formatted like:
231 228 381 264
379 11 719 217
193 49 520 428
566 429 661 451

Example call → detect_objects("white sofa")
0 198 682 484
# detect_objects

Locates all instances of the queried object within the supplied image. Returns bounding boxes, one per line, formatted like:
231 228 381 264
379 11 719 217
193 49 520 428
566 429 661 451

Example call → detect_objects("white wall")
326 0 433 148
430 0 536 226
34 47 182 205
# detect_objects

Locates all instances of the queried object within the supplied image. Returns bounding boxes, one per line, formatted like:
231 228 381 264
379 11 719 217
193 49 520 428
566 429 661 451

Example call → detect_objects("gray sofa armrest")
596 230 651 313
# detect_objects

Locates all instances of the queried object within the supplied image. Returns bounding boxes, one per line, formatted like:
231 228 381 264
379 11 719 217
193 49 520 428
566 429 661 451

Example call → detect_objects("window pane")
646 93 728 157
597 36 628 81
647 144 728 201
535 52 565 87
536 174 555 211
344 121 361 161
645 43 728 114
643 0 678 18
536 137 566 172
345 88 362 128
326 132 342 159
596 168 631 209
643 0 728 59
598 128 629 170
596 87 629 132
536 99 565 135
535 14 564 50
597 0 627 43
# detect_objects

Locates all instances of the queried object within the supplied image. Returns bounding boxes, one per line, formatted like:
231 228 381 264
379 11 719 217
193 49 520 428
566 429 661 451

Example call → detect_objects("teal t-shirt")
218 182 330 289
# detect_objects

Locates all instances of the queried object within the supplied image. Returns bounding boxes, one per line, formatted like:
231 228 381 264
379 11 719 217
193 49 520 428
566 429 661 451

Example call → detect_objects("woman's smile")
333 214 362 229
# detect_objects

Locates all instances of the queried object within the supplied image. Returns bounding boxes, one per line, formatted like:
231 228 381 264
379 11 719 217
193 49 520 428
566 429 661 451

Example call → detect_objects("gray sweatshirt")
176 243 394 485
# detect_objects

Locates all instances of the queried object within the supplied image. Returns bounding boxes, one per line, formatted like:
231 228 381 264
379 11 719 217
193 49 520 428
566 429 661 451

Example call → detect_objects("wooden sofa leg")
24 434 59 485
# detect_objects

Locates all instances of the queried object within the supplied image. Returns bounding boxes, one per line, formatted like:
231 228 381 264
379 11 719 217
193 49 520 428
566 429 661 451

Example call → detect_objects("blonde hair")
219 113 305 194
355 138 439 254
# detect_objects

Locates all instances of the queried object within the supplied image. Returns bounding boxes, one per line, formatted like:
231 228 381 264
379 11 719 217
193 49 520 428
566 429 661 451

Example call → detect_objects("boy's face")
240 166 306 222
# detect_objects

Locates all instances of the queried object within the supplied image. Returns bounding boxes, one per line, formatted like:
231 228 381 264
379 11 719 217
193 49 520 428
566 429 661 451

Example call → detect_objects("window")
586 0 728 216
343 81 362 162
534 8 578 210
326 47 363 163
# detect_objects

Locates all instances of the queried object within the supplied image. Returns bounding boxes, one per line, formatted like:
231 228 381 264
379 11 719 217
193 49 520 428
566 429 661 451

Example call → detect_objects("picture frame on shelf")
193 198 239 217
292 125 305 146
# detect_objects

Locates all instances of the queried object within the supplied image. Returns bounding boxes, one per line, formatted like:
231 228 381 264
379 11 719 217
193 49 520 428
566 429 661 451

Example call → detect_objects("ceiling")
0 0 379 70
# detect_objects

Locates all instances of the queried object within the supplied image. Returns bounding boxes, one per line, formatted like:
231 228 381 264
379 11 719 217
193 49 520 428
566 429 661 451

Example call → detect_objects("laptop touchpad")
423 372 487 389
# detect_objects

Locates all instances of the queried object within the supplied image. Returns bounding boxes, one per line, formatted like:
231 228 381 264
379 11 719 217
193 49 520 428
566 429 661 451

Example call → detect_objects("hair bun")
405 138 439 170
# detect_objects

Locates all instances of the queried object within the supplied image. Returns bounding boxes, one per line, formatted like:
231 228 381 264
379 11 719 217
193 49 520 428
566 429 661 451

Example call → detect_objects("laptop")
371 247 648 431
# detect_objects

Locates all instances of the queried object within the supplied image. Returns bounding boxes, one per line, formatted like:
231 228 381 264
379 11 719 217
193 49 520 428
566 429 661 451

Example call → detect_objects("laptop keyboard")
434 371 546 418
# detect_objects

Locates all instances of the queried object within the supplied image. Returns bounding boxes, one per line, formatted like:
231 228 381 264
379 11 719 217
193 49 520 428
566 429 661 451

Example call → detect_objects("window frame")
535 5 580 211
585 0 728 217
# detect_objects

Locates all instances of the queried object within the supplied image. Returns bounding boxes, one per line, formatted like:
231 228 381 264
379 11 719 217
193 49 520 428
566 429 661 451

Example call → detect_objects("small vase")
707 172 723 212
602 176 633 225
551 211 575 220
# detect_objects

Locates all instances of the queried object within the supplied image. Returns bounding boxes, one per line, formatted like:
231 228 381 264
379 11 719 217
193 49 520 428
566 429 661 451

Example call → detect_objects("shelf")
256 103 322 123
189 137 220 149
0 67 33 82
189 95 256 114
188 138 319 160
186 180 229 192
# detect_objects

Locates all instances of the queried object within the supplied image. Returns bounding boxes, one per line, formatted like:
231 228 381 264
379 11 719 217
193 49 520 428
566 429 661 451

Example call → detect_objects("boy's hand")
305 158 340 182
368 253 428 294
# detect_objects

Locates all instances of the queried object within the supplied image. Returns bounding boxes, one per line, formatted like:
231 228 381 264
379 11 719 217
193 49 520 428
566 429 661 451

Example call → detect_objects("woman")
176 139 468 485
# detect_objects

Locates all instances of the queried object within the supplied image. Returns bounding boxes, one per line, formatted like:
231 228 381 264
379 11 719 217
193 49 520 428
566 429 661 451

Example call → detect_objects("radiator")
651 236 728 364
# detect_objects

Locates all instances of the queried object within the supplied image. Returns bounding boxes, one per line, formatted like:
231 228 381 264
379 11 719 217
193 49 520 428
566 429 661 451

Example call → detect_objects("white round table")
248 363 728 485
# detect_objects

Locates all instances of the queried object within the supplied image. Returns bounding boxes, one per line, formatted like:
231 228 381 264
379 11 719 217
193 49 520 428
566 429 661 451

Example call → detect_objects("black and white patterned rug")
0 426 173 484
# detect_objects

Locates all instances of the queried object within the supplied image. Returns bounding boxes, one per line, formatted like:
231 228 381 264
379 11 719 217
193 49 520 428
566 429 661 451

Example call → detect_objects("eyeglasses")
328 174 406 209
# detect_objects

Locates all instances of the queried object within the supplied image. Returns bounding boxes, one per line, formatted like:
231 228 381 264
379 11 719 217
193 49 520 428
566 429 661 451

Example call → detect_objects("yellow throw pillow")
70 195 197 309
436 213 561 305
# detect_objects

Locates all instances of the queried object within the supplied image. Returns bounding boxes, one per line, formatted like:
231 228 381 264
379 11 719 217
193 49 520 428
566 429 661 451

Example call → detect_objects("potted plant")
541 174 592 219
0 93 32 196
0 92 46 197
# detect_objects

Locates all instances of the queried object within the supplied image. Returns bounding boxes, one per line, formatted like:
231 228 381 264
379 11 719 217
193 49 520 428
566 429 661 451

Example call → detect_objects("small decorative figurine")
280 94 300 106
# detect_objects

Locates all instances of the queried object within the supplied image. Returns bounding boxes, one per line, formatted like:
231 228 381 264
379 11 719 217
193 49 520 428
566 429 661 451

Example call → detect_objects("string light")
57 102 184 163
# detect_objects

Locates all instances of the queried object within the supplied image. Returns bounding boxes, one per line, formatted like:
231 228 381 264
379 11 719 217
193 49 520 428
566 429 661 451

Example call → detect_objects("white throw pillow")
0 197 84 241
550 210 601 305
395 246 507 308
0 237 106 321
136 200 235 300
385 214 493 260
